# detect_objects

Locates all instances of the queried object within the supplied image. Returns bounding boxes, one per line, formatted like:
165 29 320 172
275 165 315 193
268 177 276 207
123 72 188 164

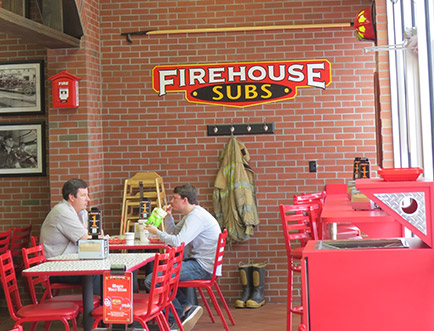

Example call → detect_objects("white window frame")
386 0 434 181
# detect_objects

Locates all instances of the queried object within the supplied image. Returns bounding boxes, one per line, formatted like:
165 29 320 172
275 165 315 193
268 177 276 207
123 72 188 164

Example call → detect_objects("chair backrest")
22 244 53 304
294 191 326 207
290 202 321 240
147 248 174 315
0 250 23 321
10 225 32 258
167 242 185 303
279 204 314 258
30 236 40 247
210 229 228 282
0 229 12 254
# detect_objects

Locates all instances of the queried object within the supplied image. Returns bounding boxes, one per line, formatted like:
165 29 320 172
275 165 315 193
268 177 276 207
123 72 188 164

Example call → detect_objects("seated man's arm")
78 232 89 241
56 212 89 244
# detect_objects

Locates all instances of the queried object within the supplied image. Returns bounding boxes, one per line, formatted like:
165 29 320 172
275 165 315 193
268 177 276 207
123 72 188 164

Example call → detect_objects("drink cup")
138 220 149 243
139 229 149 244
125 232 135 245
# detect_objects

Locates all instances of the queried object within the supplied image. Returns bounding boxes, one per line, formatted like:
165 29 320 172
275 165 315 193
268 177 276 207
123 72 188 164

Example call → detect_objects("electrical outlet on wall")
309 161 317 173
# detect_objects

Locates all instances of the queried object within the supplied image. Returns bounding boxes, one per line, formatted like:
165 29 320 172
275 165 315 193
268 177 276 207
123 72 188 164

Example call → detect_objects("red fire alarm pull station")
49 70 81 108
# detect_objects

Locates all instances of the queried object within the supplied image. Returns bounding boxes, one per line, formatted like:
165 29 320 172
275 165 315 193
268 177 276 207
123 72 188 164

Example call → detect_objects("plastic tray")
378 167 423 181
108 238 126 244
148 237 163 244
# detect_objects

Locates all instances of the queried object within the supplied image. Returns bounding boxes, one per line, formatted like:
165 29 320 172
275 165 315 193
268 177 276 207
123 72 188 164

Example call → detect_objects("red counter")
301 238 434 331
302 179 434 330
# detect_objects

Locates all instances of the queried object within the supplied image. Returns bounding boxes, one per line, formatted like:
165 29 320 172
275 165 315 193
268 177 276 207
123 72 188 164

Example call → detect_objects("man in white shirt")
40 178 101 294
145 184 221 331
41 178 90 257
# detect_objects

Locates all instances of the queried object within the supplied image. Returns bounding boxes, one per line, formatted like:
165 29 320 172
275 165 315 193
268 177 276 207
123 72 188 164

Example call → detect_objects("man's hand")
80 232 90 240
144 224 158 235
163 204 172 217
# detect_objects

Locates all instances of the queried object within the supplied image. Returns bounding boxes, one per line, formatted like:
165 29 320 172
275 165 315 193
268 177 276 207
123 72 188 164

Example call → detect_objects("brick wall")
0 32 48 236
0 8 49 306
98 0 378 304
0 0 392 308
45 0 104 208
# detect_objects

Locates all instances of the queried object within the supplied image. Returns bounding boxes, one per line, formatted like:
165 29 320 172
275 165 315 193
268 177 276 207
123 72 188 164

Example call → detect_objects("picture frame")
0 122 46 176
0 60 44 115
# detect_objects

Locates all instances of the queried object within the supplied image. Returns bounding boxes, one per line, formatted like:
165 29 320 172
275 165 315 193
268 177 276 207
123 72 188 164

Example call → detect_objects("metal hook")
264 123 269 132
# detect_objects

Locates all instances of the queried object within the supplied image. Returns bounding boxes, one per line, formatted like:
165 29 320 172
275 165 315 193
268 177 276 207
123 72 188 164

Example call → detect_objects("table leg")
329 223 337 240
82 275 95 331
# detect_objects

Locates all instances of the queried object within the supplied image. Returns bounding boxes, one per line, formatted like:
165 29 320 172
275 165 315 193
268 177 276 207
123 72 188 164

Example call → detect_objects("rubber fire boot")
234 262 253 308
246 262 267 308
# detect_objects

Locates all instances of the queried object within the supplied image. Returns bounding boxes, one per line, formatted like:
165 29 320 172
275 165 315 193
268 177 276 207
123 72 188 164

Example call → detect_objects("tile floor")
0 303 299 331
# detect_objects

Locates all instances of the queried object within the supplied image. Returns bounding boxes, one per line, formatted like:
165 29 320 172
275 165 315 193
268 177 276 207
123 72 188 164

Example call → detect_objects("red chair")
178 229 235 331
134 243 185 330
280 204 315 331
0 228 12 254
29 236 82 296
30 236 39 247
10 225 32 272
92 248 174 329
285 203 320 241
0 250 79 331
293 191 326 206
22 244 100 312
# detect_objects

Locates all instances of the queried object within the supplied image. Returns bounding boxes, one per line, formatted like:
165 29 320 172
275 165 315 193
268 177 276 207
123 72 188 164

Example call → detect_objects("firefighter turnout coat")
213 136 260 242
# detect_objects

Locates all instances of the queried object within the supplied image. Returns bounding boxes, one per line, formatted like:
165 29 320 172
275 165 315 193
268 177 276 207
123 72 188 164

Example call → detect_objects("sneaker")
169 322 179 331
181 305 203 331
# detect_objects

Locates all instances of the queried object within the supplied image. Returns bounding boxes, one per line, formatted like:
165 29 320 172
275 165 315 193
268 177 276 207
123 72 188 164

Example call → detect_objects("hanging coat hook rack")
207 122 275 136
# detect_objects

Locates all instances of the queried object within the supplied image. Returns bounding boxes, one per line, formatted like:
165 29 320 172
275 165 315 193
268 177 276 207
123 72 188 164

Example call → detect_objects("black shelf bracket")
121 30 149 43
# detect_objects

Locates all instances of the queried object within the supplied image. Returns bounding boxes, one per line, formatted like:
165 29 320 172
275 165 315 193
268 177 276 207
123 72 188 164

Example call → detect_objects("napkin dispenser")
78 239 109 259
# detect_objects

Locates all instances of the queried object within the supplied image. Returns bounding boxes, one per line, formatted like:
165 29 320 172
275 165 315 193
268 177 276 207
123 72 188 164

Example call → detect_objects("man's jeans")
145 258 212 322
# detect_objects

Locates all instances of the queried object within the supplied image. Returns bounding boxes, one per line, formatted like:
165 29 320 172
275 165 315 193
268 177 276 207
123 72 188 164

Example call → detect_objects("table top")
321 193 395 223
47 253 84 261
23 253 155 276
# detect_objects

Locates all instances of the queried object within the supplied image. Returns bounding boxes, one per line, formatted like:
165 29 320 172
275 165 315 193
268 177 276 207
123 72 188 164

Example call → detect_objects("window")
386 0 434 180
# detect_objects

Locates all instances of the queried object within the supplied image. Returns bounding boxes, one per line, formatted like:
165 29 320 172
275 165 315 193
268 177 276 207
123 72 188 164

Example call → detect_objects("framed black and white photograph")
0 122 46 176
0 60 44 115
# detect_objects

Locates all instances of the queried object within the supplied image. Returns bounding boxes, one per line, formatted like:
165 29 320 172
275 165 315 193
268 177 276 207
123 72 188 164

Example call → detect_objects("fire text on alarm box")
152 59 331 108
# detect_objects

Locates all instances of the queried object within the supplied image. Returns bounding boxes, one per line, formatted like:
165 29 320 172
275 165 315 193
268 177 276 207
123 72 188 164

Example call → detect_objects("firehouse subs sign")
152 59 331 108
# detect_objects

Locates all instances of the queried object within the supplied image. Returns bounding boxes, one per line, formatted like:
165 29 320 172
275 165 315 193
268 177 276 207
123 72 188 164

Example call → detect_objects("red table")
321 192 404 239
23 253 155 331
